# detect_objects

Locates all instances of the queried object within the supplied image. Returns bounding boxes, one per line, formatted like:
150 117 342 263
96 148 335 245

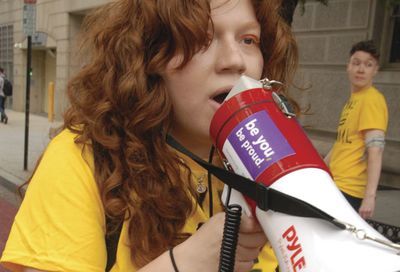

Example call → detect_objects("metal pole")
24 35 32 171
48 81 55 122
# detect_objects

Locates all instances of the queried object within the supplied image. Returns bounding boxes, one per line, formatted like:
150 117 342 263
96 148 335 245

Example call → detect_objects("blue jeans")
0 95 7 121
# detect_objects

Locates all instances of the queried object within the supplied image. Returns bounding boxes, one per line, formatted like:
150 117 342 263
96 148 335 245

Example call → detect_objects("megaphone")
209 75 400 272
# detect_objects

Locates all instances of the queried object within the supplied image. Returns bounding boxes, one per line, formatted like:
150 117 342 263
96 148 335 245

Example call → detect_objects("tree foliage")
298 0 329 15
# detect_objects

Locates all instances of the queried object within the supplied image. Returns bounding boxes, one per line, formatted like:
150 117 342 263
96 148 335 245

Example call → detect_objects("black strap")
169 247 180 272
104 135 347 271
93 140 123 271
166 135 346 230
105 219 123 272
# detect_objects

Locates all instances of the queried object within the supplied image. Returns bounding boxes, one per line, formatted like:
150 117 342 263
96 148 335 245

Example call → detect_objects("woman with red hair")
1 0 299 271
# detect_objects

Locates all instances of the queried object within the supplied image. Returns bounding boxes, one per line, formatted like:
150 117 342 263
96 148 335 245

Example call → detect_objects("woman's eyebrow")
238 21 261 32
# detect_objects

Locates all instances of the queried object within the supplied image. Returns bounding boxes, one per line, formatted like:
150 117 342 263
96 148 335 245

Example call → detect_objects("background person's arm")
359 129 385 219
0 77 4 92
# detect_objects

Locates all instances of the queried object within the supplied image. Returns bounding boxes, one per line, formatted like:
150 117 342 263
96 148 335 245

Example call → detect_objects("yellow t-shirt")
1 129 278 271
329 86 388 198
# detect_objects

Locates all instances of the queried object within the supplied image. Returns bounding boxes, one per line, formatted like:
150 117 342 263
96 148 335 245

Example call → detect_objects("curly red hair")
63 0 298 267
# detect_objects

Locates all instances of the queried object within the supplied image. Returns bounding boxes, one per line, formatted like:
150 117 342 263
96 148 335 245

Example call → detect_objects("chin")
356 84 368 90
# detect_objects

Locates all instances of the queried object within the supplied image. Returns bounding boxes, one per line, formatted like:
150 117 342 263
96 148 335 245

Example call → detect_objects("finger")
369 210 374 218
360 210 370 219
235 244 262 262
234 259 256 272
239 214 263 233
238 231 267 248
360 212 367 219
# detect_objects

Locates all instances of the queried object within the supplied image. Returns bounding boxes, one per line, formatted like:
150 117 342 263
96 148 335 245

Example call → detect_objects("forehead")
210 0 255 16
350 51 377 63
209 0 259 30
210 0 239 12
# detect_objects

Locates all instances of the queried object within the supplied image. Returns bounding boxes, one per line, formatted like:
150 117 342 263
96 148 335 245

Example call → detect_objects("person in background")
0 67 8 124
324 40 388 220
1 0 299 271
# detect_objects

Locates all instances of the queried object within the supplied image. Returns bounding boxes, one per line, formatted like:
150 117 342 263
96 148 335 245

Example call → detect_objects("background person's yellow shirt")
329 86 388 198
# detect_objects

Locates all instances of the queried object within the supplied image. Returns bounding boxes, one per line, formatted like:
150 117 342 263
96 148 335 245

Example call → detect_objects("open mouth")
212 92 229 104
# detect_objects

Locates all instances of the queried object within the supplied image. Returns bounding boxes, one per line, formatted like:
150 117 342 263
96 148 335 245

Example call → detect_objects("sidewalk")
0 110 61 188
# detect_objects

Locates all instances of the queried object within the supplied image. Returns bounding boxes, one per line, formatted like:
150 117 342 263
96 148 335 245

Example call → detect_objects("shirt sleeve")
1 131 107 272
359 92 388 133
0 77 4 92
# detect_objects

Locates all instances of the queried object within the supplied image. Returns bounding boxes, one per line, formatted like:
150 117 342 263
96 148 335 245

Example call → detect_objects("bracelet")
169 247 179 272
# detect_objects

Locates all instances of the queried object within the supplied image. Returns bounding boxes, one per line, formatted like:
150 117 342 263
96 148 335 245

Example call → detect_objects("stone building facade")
0 0 109 116
290 0 400 187
0 0 399 185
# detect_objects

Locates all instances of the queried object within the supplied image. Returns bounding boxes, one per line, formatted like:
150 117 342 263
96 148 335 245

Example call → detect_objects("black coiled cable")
166 136 244 272
207 146 243 271
219 188 242 272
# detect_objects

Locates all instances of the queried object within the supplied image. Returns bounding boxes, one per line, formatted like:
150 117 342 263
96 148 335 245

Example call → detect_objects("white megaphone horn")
209 75 400 272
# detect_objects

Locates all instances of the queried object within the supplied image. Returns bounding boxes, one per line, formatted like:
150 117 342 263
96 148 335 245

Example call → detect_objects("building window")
389 4 400 63
0 24 14 107
0 24 14 79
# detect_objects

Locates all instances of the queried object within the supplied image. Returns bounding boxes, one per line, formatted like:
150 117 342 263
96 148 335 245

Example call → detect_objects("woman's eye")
242 36 259 45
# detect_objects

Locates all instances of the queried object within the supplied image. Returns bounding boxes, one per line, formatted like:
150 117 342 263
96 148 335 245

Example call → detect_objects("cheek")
250 53 264 79
257 55 264 76
347 65 354 73
167 76 200 114
347 67 357 77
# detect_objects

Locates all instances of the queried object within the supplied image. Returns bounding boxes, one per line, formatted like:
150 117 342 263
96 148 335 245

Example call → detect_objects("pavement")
0 110 399 271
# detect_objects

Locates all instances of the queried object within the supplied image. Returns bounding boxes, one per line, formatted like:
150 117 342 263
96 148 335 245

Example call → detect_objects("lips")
212 92 229 104
211 87 232 104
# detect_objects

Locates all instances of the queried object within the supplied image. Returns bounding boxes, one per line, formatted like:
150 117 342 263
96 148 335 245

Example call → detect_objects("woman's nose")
215 41 246 74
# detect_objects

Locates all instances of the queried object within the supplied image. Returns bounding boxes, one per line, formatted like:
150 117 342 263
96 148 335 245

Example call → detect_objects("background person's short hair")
350 40 380 61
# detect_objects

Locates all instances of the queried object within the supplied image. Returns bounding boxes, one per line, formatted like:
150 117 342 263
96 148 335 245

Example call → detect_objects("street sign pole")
23 0 36 170
23 35 32 170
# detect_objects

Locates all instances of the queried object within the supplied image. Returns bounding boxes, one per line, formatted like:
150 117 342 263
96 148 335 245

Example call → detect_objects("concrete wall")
291 0 400 185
